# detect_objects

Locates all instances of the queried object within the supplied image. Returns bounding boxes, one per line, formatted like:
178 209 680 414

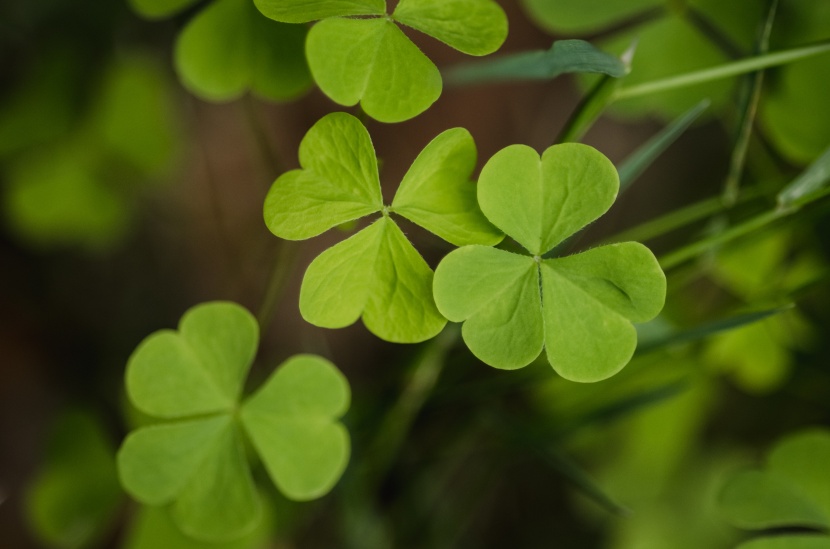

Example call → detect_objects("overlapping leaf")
433 143 666 382
263 112 501 343
256 0 508 121
131 0 312 102
719 429 830 548
117 302 350 541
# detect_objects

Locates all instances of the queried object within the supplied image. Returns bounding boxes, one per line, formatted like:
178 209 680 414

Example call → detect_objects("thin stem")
682 5 745 59
615 40 830 100
556 75 620 144
256 240 299 333
243 96 283 178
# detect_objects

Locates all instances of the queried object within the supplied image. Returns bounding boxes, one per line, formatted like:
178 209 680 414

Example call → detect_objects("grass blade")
617 99 710 191
444 39 627 87
636 306 793 354
778 145 830 208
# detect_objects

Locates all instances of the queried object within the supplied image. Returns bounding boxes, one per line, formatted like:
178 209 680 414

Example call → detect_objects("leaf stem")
256 240 299 333
614 40 830 100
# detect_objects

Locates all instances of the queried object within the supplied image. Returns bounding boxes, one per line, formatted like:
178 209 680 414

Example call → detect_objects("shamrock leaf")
719 429 830 548
118 302 350 541
256 0 508 122
131 0 312 102
433 143 666 381
263 112 502 343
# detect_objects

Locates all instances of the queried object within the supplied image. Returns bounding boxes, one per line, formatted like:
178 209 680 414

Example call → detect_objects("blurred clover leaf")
2 53 179 251
718 429 830 549
26 410 123 549
255 0 508 122
130 0 311 102
263 112 502 343
432 143 666 382
117 302 351 542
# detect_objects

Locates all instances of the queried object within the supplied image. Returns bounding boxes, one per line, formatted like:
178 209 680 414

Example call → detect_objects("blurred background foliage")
1 0 830 547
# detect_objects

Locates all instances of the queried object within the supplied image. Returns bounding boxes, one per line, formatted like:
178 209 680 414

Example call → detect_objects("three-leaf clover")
117 302 350 541
255 0 509 122
432 143 666 382
718 429 830 549
129 0 312 102
263 112 502 343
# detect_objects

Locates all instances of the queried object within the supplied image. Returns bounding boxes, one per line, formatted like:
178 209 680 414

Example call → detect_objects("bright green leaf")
541 243 666 382
768 430 830 518
26 411 122 549
477 143 619 255
434 143 665 379
300 217 446 343
241 355 350 500
126 302 258 418
306 17 442 123
175 0 311 102
391 128 503 246
253 0 386 23
264 112 382 240
433 246 543 369
445 39 628 87
392 0 507 56
129 0 200 19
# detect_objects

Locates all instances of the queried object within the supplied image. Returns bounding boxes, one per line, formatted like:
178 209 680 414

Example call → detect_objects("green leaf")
778 144 830 208
126 302 258 418
433 246 543 369
253 0 385 23
477 143 619 256
391 128 503 246
445 39 628 87
719 429 830 534
306 17 442 123
300 217 446 343
520 0 661 34
241 355 350 500
541 243 666 382
737 536 830 549
118 302 352 542
264 112 382 240
434 143 665 379
175 0 311 102
26 411 122 549
129 0 200 19
392 0 507 56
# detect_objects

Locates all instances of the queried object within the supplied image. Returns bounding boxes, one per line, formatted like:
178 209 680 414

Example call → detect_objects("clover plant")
263 112 501 343
129 0 311 102
433 143 666 381
718 429 830 549
255 0 508 122
117 302 351 541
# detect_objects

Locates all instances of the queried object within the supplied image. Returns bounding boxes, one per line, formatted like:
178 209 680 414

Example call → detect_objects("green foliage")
26 411 122 549
719 429 830 547
118 302 351 541
445 39 628 87
257 0 508 121
263 112 501 343
131 0 312 102
433 143 666 381
1 53 179 250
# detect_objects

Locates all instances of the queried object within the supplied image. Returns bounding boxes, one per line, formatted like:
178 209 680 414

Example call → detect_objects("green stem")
256 240 299 333
362 325 459 490
556 75 620 144
659 208 789 269
615 40 830 100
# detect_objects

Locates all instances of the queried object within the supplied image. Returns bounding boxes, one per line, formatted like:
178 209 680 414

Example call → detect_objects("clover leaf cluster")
718 429 830 549
433 143 666 382
263 112 502 343
256 0 509 121
129 0 312 102
117 302 351 541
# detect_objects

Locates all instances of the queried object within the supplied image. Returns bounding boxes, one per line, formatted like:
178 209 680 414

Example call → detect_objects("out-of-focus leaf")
129 0 200 19
26 410 122 549
778 144 830 208
445 39 627 87
737 536 830 549
520 0 661 35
